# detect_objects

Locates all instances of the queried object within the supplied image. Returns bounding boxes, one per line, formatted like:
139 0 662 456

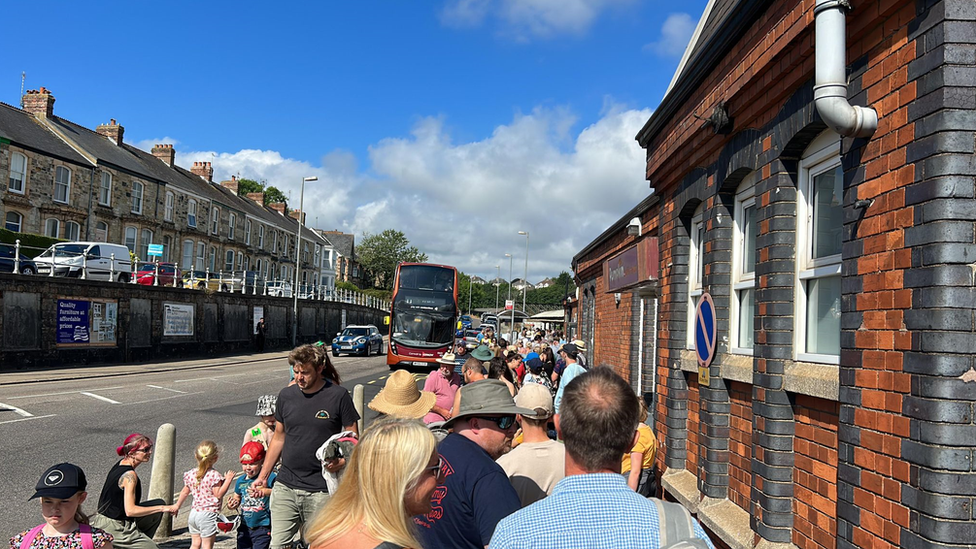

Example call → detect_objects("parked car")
463 328 481 350
136 262 180 286
33 242 132 281
266 281 294 297
182 270 224 290
0 243 37 275
223 270 266 294
331 325 384 357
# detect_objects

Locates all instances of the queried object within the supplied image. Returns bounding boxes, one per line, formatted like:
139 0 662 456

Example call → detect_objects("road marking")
0 414 55 425
4 387 124 400
120 391 204 406
80 392 120 404
147 385 187 394
0 401 33 417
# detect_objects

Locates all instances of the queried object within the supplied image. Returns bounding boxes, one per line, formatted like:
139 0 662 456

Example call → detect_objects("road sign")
694 292 717 385
505 300 514 311
147 244 164 257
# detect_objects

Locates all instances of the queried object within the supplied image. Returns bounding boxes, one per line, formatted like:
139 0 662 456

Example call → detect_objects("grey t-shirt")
274 381 360 491
496 439 566 507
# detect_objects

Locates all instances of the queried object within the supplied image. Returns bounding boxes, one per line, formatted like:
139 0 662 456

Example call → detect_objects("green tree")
357 229 428 290
264 186 288 208
237 178 264 197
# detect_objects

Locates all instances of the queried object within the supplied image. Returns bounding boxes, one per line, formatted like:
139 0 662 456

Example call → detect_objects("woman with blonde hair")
307 418 441 549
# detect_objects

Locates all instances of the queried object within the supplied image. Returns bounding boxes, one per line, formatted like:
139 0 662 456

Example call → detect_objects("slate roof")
320 231 354 258
0 102 90 166
46 116 161 181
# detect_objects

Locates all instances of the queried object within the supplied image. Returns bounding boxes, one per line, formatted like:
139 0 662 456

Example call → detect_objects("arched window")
9 153 27 193
139 229 153 260
731 173 758 353
54 167 71 203
65 221 81 241
225 249 235 272
196 241 205 270
5 211 23 232
95 221 109 241
45 218 60 238
245 219 251 245
124 227 137 253
686 203 704 350
188 200 198 227
211 207 220 235
229 212 237 240
182 240 194 270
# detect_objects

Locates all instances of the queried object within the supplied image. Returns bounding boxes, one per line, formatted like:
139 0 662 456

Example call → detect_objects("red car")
136 262 181 286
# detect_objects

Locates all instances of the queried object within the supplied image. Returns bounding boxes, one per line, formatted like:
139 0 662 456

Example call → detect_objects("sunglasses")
477 415 517 430
135 447 153 454
424 457 446 481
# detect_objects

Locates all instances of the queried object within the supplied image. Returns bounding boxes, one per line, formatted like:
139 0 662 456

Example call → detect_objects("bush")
0 228 64 258
363 288 392 301
336 281 360 291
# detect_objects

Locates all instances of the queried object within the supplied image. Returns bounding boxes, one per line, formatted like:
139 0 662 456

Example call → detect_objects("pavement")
158 527 239 549
0 350 291 386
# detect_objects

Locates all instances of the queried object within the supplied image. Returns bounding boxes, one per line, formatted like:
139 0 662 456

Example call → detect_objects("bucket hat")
471 345 494 361
368 369 437 419
444 379 535 427
255 394 277 417
30 463 86 500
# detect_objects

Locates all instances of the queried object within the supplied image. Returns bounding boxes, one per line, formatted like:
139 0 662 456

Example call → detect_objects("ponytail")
117 433 151 457
195 440 219 481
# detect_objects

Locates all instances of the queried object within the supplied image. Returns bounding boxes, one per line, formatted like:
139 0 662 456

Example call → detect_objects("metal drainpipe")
814 0 878 137
87 167 96 239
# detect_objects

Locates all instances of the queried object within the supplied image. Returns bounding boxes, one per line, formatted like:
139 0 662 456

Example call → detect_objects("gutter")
813 0 877 137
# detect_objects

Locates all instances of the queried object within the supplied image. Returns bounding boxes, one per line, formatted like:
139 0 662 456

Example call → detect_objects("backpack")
651 499 712 549
20 524 94 549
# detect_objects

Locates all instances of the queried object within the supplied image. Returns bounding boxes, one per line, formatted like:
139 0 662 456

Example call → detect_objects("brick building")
574 0 976 548
1 88 334 295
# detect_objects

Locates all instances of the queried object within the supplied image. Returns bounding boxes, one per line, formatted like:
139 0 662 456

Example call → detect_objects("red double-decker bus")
386 262 458 369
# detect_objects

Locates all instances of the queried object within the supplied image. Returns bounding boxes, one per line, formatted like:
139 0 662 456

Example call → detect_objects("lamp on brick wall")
614 293 622 305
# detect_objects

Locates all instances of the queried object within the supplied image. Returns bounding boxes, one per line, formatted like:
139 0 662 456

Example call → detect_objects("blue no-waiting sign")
147 244 164 257
694 292 716 385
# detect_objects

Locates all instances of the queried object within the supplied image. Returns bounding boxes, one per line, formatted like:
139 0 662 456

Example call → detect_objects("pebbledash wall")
0 274 385 369
574 0 976 548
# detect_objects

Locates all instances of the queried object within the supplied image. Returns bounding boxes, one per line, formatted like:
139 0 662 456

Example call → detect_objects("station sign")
147 244 164 257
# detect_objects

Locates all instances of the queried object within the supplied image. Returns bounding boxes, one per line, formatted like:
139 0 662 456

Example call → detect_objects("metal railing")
3 240 390 309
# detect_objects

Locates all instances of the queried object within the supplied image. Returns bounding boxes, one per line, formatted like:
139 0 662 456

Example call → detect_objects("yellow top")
621 423 657 474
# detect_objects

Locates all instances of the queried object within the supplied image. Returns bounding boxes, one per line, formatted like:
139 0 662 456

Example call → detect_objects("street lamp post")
292 176 318 347
505 253 514 342
494 265 500 310
467 274 472 316
518 230 529 316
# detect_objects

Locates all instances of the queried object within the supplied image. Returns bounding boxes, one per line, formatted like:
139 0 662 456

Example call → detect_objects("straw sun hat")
368 369 437 419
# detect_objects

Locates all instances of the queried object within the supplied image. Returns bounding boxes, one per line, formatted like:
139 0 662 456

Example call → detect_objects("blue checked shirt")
489 473 715 549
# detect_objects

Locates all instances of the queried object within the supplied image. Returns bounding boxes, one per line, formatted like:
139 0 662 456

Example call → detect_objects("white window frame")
99 172 112 206
164 191 174 221
283 235 289 258
95 221 109 241
131 181 144 214
5 211 23 232
245 219 251 245
256 259 263 277
65 221 81 241
258 225 265 249
272 231 278 253
182 240 195 270
124 226 138 254
162 235 172 262
140 229 153 260
795 130 843 365
224 249 235 272
730 173 758 355
196 241 206 271
686 206 705 349
45 218 60 238
211 207 220 235
9 152 27 194
188 200 198 228
209 246 217 272
228 213 236 240
54 166 71 204
237 251 244 270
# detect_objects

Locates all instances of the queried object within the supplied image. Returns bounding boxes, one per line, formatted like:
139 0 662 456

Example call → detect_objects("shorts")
188 509 220 537
238 525 271 549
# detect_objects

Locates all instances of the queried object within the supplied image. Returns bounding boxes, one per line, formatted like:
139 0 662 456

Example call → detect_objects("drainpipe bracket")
814 0 851 16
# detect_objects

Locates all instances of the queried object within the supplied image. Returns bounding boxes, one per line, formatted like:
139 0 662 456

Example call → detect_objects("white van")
33 242 132 282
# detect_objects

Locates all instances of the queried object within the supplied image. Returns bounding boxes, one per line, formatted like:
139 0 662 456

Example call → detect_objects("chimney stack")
269 203 286 216
23 87 56 118
288 209 306 224
246 192 264 205
96 119 125 145
191 161 213 182
152 144 176 167
220 175 239 195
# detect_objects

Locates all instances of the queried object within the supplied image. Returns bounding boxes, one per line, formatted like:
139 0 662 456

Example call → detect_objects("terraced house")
0 88 333 295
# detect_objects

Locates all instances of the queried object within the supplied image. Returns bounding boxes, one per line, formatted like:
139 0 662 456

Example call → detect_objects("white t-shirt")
496 439 566 508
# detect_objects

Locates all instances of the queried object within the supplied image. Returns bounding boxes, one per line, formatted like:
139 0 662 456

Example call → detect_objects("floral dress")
9 526 113 549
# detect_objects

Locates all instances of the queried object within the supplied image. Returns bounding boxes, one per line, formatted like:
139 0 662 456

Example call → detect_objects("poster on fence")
253 306 264 334
56 298 118 347
164 303 195 336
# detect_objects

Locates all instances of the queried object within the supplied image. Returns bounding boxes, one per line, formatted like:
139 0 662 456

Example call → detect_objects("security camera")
627 217 641 236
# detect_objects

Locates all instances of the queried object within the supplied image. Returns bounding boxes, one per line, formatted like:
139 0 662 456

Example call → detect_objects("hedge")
0 228 65 258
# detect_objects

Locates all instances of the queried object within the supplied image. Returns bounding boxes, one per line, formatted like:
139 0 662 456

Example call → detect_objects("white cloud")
643 12 695 58
136 103 653 282
440 0 636 39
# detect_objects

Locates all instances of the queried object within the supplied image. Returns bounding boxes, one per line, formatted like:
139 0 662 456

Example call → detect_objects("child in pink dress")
172 441 236 549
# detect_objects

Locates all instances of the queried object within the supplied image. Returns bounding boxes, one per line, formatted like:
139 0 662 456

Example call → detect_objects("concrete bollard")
353 384 364 434
149 423 176 539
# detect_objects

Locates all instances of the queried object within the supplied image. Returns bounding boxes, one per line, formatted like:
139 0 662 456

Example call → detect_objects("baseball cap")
560 343 579 358
240 441 266 464
515 383 554 420
445 379 535 427
30 463 87 500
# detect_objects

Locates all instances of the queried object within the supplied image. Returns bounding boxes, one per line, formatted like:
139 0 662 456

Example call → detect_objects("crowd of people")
13 331 713 549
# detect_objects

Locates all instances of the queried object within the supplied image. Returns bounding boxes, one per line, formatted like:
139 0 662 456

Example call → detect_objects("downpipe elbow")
814 85 878 138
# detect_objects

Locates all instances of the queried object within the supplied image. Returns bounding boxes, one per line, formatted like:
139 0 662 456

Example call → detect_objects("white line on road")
120 391 204 406
0 401 33 417
80 392 120 404
147 385 187 394
4 387 124 400
0 414 55 425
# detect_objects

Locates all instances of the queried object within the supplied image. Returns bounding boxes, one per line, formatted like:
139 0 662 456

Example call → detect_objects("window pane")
96 222 108 241
806 276 841 355
188 201 197 227
737 288 755 349
225 250 234 271
696 223 705 286
812 165 843 259
125 227 137 253
742 204 756 274
5 212 22 232
9 153 26 191
165 193 174 221
182 241 194 269
100 173 111 205
46 219 59 238
66 222 80 241
55 167 70 202
132 183 143 213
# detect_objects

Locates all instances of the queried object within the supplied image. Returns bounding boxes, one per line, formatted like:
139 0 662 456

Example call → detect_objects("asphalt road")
0 351 427 541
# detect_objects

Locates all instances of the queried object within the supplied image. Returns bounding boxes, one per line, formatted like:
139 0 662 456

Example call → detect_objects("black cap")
30 463 87 500
560 343 579 359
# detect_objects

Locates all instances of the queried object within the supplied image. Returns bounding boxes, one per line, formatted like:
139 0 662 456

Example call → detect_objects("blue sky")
4 0 707 283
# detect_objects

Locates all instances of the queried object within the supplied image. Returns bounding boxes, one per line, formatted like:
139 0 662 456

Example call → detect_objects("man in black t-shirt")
254 344 359 549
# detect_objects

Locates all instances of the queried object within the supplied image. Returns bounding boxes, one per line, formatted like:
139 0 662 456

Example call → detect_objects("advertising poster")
253 306 264 334
56 298 118 347
164 303 195 336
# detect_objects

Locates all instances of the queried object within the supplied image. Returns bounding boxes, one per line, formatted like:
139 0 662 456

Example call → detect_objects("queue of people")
13 337 713 549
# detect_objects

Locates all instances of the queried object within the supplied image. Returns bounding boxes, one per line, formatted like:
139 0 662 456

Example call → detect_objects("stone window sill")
677 350 838 401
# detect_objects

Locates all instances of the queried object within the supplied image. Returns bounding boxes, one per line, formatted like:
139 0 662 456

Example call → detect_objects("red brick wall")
592 275 633 378
687 373 701 473
793 396 839 549
728 381 752 513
